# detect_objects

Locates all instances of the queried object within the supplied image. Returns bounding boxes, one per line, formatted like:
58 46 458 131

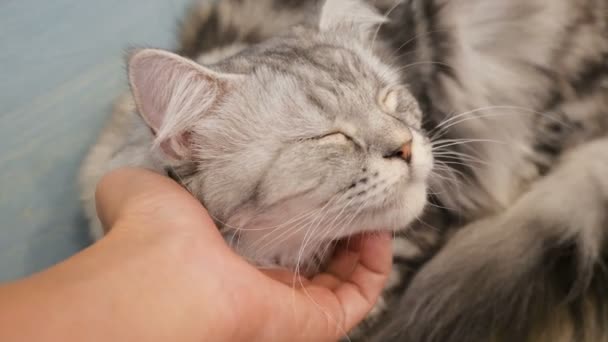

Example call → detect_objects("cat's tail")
177 0 320 58
368 216 608 342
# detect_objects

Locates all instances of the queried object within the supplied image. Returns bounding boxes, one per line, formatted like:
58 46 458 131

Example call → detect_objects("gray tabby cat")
80 0 608 341
81 0 433 276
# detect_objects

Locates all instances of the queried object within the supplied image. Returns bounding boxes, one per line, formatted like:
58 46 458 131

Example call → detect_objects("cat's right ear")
128 49 239 161
318 0 386 40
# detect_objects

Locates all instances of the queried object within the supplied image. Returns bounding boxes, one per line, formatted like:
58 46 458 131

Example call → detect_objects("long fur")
372 0 608 340
81 0 608 340
81 0 434 275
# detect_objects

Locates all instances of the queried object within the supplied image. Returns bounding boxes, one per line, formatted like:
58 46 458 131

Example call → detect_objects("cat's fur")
81 0 434 276
80 0 608 341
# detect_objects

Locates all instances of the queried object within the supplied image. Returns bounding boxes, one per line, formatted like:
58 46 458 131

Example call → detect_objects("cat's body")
80 0 608 341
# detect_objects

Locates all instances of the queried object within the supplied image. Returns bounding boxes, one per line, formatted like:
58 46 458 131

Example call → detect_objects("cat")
80 0 434 276
80 0 608 341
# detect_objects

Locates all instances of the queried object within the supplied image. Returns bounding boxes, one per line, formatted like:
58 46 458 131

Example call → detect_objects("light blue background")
0 0 192 281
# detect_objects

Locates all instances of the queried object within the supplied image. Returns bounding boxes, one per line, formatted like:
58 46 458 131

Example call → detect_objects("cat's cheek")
410 131 434 182
409 183 429 213
394 183 428 229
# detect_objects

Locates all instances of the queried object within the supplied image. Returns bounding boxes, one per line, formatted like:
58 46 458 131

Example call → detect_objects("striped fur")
369 1 608 341
176 1 608 341
82 0 608 341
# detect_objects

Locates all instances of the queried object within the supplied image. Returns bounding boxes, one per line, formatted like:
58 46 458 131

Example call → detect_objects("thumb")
309 233 393 340
95 168 216 235
262 233 393 341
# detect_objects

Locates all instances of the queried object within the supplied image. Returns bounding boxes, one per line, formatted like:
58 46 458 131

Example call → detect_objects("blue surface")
0 0 192 281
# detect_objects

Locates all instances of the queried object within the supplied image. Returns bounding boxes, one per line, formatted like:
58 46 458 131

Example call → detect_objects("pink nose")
401 141 413 163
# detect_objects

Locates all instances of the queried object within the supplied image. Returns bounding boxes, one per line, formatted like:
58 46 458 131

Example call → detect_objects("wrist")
0 224 223 342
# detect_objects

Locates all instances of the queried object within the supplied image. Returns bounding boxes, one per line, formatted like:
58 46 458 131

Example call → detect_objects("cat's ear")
128 49 239 161
318 0 386 39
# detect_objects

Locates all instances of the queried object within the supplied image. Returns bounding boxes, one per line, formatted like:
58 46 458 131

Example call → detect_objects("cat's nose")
384 140 413 164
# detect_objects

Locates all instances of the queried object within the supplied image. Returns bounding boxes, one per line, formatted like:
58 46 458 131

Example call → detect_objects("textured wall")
0 0 192 281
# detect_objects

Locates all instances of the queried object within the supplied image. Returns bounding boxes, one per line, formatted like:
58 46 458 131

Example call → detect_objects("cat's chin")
329 182 429 240
249 228 396 277
223 181 429 274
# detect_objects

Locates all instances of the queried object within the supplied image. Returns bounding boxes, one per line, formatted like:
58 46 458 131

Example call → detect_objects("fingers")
262 268 311 287
311 240 361 291
320 233 392 334
297 233 392 340
335 232 392 325
95 168 215 235
323 237 364 280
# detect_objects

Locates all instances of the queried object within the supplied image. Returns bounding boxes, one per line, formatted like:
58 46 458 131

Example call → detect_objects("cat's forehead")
240 42 395 114
258 41 386 84
215 35 405 135
225 32 394 87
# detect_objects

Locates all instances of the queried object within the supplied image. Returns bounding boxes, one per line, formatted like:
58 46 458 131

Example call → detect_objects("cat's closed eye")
378 87 403 114
378 86 417 114
378 86 422 128
317 132 354 145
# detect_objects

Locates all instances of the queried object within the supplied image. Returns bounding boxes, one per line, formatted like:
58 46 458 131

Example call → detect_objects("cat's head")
128 0 433 271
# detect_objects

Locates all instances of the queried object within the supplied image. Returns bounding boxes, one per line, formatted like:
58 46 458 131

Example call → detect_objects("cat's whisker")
319 200 365 259
380 30 454 76
425 200 456 212
290 193 349 275
298 193 354 263
248 200 336 258
337 201 368 241
163 166 325 245
429 105 573 140
432 149 483 159
435 155 490 167
432 106 529 132
396 197 440 234
394 28 452 55
438 160 484 171
219 211 321 258
391 49 419 62
425 186 446 196
221 206 323 232
251 211 323 259
432 138 508 151
435 160 469 178
371 0 403 50
377 58 456 81
432 149 489 163
292 200 344 312
432 151 488 163
431 137 508 146
310 197 361 267
218 194 346 236
294 223 316 278
393 60 456 74
429 168 465 190
394 199 437 242
296 199 364 320
321 201 356 268
329 199 370 257
294 223 326 277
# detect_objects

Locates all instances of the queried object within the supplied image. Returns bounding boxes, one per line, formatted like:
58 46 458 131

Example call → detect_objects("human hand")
94 168 393 342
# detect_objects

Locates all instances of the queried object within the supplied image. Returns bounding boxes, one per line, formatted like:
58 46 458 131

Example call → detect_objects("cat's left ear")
318 0 386 40
128 49 241 161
